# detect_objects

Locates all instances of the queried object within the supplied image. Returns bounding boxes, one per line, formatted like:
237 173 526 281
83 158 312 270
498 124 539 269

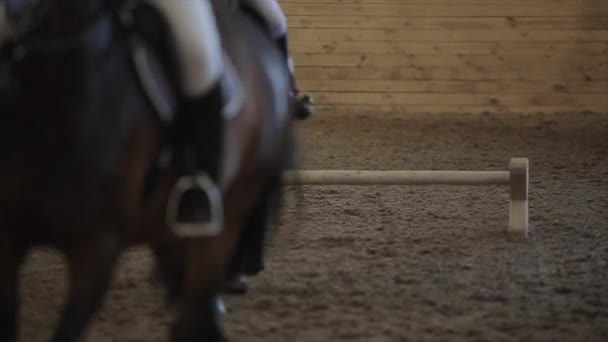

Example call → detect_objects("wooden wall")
282 0 608 114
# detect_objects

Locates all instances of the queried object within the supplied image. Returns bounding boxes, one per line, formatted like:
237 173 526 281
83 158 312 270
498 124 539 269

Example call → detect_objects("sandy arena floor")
19 112 608 341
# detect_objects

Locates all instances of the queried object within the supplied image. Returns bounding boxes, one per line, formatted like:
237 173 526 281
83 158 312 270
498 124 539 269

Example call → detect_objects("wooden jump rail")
283 158 529 236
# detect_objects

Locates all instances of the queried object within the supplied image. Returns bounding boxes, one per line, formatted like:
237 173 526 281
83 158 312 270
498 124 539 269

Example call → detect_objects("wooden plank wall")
282 0 608 114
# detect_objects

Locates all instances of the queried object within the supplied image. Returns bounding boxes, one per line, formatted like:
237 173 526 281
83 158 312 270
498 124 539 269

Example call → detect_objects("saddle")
120 0 274 126
121 1 278 237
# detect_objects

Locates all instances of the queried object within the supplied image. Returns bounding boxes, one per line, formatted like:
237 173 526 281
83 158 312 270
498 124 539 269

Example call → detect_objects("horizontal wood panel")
295 66 608 81
310 92 608 106
291 41 608 54
293 53 606 68
291 28 608 42
299 80 608 93
285 0 608 114
282 4 608 17
287 16 608 30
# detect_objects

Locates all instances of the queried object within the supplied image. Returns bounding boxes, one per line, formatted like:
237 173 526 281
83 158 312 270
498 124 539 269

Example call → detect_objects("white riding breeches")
245 0 288 39
146 0 224 97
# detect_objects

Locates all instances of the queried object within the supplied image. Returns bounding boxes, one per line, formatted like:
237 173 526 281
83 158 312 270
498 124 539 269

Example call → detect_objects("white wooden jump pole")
283 158 529 236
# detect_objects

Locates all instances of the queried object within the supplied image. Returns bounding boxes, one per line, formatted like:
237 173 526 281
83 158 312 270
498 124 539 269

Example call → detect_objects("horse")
145 0 302 339
0 0 298 340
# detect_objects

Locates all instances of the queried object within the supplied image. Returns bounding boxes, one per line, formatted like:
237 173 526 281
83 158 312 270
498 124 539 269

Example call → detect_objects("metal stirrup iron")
166 172 224 237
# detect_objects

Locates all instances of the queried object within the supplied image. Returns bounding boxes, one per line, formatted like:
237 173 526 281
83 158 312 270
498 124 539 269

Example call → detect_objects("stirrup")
166 172 224 238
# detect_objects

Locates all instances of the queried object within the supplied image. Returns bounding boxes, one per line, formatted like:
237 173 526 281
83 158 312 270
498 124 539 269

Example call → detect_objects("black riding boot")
169 81 232 316
170 81 230 230
275 34 313 120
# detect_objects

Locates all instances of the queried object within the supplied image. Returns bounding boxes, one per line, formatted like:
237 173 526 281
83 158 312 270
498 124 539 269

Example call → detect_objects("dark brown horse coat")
0 0 297 341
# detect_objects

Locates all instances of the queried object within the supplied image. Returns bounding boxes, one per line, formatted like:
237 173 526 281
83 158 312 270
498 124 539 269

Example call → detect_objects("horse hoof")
222 275 249 295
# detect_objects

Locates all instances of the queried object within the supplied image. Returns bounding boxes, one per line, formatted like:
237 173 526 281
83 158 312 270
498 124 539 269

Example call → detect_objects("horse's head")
0 0 117 49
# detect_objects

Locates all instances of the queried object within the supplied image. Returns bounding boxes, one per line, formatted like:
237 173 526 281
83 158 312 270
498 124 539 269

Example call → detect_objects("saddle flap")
130 36 177 124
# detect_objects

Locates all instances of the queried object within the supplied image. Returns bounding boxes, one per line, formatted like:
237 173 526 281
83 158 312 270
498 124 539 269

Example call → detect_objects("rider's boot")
169 71 242 235
275 34 313 120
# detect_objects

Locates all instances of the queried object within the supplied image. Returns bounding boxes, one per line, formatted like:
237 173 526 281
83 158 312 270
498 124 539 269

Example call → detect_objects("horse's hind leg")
223 198 272 294
51 233 121 342
224 174 283 294
0 240 27 342
222 201 270 295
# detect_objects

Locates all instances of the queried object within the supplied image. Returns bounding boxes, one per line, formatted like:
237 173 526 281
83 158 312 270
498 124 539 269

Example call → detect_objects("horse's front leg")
172 295 226 342
51 232 121 342
0 239 27 342
171 220 242 342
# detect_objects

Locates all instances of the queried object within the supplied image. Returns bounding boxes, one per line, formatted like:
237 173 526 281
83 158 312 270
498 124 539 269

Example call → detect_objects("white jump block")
283 158 530 237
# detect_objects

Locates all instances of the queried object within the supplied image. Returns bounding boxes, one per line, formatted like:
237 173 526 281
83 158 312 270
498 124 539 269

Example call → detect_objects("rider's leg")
148 0 241 224
243 0 313 118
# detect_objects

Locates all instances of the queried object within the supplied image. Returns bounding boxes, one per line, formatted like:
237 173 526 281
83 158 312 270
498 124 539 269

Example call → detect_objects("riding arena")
7 0 608 341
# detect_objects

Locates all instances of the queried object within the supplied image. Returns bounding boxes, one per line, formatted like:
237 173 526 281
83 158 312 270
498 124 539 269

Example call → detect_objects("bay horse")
0 0 297 341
